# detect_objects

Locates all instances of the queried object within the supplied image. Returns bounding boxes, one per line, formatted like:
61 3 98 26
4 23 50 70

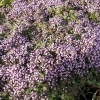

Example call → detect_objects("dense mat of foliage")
0 0 100 99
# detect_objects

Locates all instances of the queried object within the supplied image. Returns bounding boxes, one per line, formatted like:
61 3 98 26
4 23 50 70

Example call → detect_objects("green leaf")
92 90 98 100
39 73 44 78
61 94 65 100
55 5 64 15
24 50 28 55
42 86 47 91
0 33 7 38
0 0 13 7
37 22 44 28
35 41 43 49
1 93 9 100
48 7 55 17
89 12 99 22
68 29 73 34
49 51 57 58
74 34 81 40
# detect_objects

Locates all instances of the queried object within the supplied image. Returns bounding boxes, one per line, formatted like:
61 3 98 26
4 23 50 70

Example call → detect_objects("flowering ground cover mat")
0 0 100 100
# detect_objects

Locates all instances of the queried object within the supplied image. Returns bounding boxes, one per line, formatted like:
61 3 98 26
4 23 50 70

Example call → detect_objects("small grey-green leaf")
24 50 28 55
43 86 47 91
